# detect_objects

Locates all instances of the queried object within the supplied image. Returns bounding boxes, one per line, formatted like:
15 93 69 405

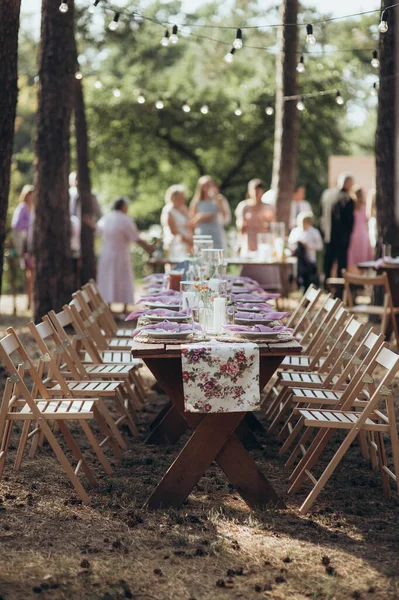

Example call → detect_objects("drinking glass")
168 269 184 291
383 244 392 258
180 281 198 311
193 238 214 257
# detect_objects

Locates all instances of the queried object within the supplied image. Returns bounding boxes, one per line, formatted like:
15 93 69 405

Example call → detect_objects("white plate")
235 317 278 325
235 331 287 340
235 306 261 312
232 297 266 303
147 330 194 339
143 302 181 310
147 314 188 323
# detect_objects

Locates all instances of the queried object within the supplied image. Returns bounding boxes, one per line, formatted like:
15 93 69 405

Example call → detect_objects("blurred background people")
11 184 35 308
288 211 323 289
289 185 311 231
347 186 374 271
161 184 192 258
235 178 275 252
189 175 230 250
96 197 153 313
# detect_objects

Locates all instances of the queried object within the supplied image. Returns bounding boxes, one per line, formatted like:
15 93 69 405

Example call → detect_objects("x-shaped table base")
143 355 285 510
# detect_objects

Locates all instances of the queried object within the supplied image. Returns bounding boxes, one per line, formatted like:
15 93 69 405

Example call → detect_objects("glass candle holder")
168 269 184 291
180 281 198 311
193 238 214 257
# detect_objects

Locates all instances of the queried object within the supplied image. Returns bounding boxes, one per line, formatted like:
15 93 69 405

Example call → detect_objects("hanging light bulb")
335 90 344 105
170 25 179 44
182 101 191 113
59 1 69 13
234 103 242 116
224 48 235 63
233 28 243 50
134 13 144 23
306 24 316 45
371 50 380 68
155 99 164 110
200 104 209 115
265 103 274 116
378 9 388 33
370 82 379 96
137 93 146 104
113 88 121 98
88 0 100 14
94 80 102 89
108 12 120 31
296 97 305 111
296 55 305 73
75 71 83 80
160 29 170 46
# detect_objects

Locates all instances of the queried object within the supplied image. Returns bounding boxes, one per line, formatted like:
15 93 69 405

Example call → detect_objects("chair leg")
56 420 98 487
79 420 113 475
14 421 31 471
387 398 399 496
93 405 122 458
375 431 391 498
286 426 315 469
268 390 293 434
0 420 14 478
288 429 334 494
114 388 139 436
97 401 127 450
279 415 306 456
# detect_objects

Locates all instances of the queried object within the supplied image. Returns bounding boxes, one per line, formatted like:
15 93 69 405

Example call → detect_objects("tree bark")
376 1 399 254
34 0 76 320
271 0 299 232
74 77 97 284
0 0 21 297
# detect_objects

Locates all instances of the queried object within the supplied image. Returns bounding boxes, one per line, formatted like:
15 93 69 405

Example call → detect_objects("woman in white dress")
97 197 152 310
161 185 192 258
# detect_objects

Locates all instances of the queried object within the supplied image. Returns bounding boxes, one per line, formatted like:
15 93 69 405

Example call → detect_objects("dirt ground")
1 309 399 600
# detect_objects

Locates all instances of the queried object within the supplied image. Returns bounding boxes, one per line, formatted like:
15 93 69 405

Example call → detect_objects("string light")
370 82 378 96
75 71 83 80
160 29 170 46
265 103 274 116
155 99 164 109
233 28 243 50
234 102 242 116
59 1 68 13
306 24 316 45
224 48 235 63
137 93 146 103
88 0 100 14
200 104 209 114
371 49 380 68
108 12 120 31
296 55 305 73
170 25 179 44
94 80 102 89
134 13 144 23
182 101 191 113
378 10 388 33
296 96 305 111
113 88 121 97
335 90 344 105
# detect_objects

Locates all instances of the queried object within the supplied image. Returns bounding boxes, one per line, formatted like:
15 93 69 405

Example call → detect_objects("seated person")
288 211 323 289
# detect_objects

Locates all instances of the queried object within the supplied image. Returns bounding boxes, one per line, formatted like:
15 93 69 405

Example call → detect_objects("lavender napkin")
235 311 289 320
140 289 180 298
229 285 264 294
226 275 258 284
138 295 182 305
232 292 280 301
126 308 190 321
223 324 293 333
143 274 166 281
235 302 276 312
132 320 200 338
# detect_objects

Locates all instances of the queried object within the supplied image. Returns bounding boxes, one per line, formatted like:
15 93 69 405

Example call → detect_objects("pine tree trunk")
271 0 299 232
0 0 21 297
34 0 76 321
74 77 97 284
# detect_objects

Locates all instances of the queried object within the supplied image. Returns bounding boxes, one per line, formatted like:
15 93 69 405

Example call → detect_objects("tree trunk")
34 0 76 321
0 0 21 297
74 77 97 284
376 1 399 255
271 0 299 232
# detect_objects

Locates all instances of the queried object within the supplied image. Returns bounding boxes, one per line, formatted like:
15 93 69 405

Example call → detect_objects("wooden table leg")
145 404 188 445
148 399 172 430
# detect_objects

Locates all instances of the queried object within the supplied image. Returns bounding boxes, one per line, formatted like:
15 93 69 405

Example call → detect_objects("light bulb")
234 104 242 116
200 104 209 114
233 28 243 50
371 50 379 68
88 0 100 14
296 56 305 73
108 12 120 31
94 80 102 89
170 25 179 44
335 91 344 105
155 100 164 110
160 29 169 46
265 103 274 116
224 48 235 63
306 24 316 45
370 82 378 96
137 94 145 104
134 13 144 23
296 97 305 111
113 88 121 98
182 102 191 113
378 10 388 33
75 71 83 80
59 2 68 13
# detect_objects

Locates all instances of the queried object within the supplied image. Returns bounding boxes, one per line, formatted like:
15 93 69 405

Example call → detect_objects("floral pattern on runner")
181 342 260 413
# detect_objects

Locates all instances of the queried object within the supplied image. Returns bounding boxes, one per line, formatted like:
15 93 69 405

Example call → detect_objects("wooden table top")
358 260 399 270
131 338 302 359
148 257 296 267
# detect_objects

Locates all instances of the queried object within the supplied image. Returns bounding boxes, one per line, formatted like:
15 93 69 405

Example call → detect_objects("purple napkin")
222 324 293 333
226 275 258 284
138 295 182 305
235 311 289 320
232 292 280 301
229 285 264 294
143 274 166 281
126 308 189 321
140 289 180 298
235 302 276 312
132 320 200 338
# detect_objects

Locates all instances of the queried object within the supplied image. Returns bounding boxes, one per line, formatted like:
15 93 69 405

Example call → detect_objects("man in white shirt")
288 211 323 289
289 185 312 230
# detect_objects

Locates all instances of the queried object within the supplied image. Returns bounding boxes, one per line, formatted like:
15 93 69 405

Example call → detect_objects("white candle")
213 297 226 333
182 291 196 309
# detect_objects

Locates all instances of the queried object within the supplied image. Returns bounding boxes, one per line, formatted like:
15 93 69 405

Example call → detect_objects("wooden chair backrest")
342 270 392 309
286 285 322 330
67 299 104 364
48 308 92 377
72 290 109 352
83 281 116 337
303 297 343 355
321 317 366 386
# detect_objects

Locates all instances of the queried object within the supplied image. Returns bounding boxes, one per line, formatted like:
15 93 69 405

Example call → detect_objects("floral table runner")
181 342 260 413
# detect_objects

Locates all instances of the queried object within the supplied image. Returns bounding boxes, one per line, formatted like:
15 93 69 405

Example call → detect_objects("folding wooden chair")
343 269 399 348
0 329 121 504
286 285 323 335
287 343 399 514
84 279 133 338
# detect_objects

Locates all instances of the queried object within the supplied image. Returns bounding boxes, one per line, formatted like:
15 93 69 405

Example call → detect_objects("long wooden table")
132 338 302 510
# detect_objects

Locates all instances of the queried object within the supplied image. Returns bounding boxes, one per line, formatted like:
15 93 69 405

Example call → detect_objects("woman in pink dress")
347 186 374 271
97 198 152 311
